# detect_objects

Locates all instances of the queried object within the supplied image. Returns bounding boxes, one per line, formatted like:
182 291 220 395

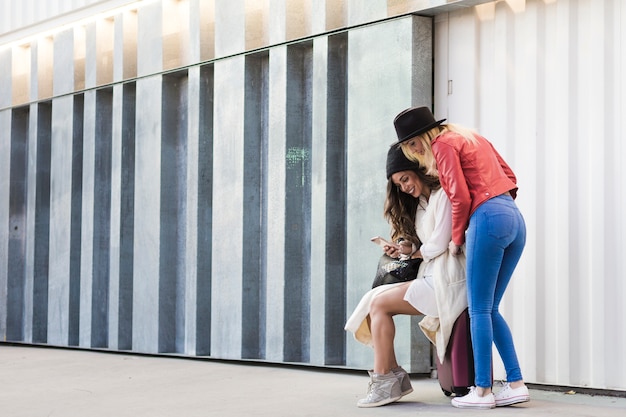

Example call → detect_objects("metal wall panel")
47 95 74 346
433 0 626 391
345 16 433 373
0 6 434 374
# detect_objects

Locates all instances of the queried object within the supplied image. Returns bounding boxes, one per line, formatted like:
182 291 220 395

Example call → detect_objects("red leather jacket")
432 132 518 245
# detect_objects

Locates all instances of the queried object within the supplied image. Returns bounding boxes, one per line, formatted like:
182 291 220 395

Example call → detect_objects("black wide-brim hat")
393 106 446 144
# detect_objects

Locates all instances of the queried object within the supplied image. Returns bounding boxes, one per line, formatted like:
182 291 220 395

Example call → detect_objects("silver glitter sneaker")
392 366 414 396
357 371 402 408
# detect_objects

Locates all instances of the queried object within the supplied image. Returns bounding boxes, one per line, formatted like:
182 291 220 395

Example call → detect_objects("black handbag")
372 254 422 288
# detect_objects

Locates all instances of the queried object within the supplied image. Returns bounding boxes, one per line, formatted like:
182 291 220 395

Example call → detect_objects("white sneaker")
451 386 496 409
494 383 530 406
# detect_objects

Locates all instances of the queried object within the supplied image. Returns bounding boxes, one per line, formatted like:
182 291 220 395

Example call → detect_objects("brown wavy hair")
384 167 441 246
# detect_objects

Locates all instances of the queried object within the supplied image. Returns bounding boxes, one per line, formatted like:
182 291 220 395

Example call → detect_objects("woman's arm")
432 140 471 246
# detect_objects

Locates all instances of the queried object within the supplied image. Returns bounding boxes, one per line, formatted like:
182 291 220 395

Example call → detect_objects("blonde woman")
393 106 529 409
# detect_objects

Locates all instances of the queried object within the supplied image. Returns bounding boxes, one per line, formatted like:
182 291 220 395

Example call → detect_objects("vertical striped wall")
2 0 626 392
0 0 436 373
433 0 626 391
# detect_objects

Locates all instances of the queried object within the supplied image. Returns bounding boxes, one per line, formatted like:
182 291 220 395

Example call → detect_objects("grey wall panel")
159 70 188 353
47 96 74 345
241 51 269 360
345 16 432 372
74 26 86 92
119 9 138 81
23 104 40 343
91 88 113 348
0 110 10 339
346 0 387 26
113 14 125 83
79 91 96 347
133 76 162 353
309 32 350 367
5 108 28 341
214 0 245 58
36 39 54 100
195 65 214 356
29 45 39 103
283 42 313 363
183 66 201 355
210 56 245 359
117 83 136 350
108 84 123 350
137 2 163 78
69 94 84 346
53 29 74 96
265 46 287 363
32 102 52 344
309 36 330 367
411 18 434 108
85 23 98 89
96 19 115 85
321 32 349 366
187 1 202 64
408 17 436 372
0 50 11 108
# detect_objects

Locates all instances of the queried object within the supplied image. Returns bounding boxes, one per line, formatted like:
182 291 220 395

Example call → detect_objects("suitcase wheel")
441 388 452 397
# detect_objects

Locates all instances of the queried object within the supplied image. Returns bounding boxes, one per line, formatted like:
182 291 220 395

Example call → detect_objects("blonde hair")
445 123 479 142
400 123 479 176
400 127 440 176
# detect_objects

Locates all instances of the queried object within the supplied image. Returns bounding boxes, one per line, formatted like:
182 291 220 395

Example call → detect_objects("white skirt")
403 275 438 317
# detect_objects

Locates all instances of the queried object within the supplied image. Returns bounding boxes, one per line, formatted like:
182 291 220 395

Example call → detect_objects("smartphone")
370 236 395 248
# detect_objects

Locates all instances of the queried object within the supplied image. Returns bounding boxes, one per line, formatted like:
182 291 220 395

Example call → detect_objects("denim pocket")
486 212 515 240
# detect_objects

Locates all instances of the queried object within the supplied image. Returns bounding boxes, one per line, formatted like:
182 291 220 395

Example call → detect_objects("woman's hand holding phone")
371 236 402 258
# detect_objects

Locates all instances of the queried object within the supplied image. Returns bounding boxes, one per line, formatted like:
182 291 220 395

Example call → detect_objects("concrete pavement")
1 344 625 417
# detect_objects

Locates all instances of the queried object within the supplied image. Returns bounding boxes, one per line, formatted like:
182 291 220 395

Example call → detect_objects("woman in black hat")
345 146 466 408
393 106 529 409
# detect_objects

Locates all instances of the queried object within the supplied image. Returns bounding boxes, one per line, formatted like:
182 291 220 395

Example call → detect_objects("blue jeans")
466 194 526 388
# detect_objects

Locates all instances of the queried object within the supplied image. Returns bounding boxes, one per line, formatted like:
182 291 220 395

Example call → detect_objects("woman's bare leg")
368 283 421 374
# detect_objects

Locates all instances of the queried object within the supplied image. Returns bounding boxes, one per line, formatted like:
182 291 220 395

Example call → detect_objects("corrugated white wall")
434 0 626 391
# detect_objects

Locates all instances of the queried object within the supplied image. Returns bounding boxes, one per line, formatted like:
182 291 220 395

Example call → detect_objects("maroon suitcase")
435 308 475 396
